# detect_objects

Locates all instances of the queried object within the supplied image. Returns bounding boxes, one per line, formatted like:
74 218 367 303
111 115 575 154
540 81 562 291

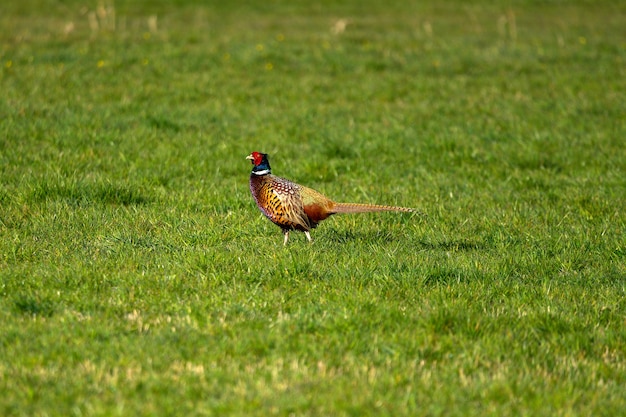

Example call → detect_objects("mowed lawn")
1 0 625 416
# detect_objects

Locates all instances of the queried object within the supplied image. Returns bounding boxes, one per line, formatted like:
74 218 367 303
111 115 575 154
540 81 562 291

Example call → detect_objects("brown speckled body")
249 173 335 233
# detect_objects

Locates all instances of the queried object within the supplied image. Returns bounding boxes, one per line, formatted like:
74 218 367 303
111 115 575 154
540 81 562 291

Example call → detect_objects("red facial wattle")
251 151 263 166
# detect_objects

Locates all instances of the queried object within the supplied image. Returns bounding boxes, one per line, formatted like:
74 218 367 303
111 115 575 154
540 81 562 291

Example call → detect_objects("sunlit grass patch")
0 1 625 416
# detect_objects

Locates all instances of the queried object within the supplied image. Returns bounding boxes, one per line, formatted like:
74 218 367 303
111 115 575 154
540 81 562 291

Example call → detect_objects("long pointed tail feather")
332 202 414 215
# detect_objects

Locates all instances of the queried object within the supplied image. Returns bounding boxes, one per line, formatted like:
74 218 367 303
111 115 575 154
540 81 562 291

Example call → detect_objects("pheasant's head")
246 152 271 176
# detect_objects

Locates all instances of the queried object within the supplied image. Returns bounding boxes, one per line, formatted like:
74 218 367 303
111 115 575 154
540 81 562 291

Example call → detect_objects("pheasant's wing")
264 176 313 231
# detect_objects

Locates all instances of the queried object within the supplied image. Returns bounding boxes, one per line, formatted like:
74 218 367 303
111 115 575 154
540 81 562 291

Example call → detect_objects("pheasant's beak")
245 154 254 161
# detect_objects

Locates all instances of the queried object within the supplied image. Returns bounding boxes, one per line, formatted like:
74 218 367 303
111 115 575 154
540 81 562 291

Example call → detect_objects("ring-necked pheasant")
246 151 414 244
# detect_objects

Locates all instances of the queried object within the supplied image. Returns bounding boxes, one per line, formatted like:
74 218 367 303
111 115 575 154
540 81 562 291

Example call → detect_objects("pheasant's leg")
283 229 289 246
304 231 312 243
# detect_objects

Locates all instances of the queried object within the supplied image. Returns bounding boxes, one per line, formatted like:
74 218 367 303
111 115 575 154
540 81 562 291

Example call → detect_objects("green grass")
1 0 625 415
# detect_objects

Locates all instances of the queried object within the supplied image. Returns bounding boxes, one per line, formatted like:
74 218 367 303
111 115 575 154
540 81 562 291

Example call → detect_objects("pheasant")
246 151 414 245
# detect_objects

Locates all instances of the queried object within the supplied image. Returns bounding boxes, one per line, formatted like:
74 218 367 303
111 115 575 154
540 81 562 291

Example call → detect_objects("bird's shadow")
413 239 486 252
323 229 486 252
322 229 400 244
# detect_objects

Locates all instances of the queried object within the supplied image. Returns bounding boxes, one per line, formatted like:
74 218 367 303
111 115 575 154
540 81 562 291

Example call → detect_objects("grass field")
1 0 625 415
